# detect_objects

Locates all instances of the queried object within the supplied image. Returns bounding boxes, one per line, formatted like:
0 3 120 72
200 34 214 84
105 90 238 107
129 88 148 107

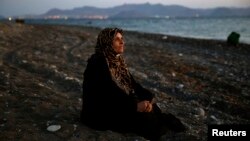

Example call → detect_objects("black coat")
80 54 186 141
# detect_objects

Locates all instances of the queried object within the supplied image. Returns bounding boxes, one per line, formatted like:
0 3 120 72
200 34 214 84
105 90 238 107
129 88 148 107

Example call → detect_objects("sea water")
26 17 250 44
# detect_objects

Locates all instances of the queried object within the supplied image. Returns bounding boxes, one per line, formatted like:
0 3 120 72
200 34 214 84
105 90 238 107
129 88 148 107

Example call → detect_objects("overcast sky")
1 0 250 17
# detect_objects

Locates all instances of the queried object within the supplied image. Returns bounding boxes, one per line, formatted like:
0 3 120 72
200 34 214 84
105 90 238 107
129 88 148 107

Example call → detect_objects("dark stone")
227 31 240 45
15 19 25 24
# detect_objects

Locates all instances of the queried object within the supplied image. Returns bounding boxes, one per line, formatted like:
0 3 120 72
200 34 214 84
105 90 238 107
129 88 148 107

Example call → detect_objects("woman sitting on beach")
80 27 186 141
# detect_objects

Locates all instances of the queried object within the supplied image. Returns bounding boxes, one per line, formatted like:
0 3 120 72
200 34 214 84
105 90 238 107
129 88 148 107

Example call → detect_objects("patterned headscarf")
95 28 134 95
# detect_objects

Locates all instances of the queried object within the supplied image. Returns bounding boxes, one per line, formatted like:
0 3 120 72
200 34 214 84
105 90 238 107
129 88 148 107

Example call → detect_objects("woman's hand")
137 100 153 112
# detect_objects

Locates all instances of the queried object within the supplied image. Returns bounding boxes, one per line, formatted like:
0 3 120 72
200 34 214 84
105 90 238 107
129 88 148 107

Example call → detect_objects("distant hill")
34 3 250 19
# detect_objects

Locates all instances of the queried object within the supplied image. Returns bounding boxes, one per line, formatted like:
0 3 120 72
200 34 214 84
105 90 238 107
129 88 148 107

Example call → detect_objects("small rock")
177 84 184 89
210 115 221 124
171 72 176 77
73 124 77 131
178 53 183 56
162 36 168 40
196 108 205 117
47 125 61 132
22 60 27 63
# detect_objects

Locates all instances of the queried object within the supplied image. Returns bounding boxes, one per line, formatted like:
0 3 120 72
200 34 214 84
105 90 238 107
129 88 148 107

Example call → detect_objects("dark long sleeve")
81 54 137 125
130 74 155 102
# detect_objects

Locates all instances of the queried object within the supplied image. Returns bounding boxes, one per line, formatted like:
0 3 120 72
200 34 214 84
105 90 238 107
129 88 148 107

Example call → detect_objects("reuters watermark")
208 124 249 140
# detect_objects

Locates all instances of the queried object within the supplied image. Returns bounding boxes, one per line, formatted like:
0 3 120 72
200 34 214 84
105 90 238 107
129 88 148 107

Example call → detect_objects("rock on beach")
0 22 250 141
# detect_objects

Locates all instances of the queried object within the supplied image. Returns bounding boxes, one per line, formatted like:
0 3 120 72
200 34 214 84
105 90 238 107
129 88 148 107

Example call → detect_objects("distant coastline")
11 16 249 45
1 3 250 19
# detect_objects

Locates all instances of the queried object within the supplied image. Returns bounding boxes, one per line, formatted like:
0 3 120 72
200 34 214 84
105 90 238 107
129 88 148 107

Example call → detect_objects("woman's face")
112 32 124 54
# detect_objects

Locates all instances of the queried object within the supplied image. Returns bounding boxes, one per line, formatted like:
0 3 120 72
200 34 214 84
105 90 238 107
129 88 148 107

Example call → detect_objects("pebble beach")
0 22 249 141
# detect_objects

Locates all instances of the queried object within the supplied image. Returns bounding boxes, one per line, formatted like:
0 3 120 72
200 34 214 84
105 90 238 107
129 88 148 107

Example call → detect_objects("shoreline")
46 23 250 46
4 17 250 45
1 22 249 141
